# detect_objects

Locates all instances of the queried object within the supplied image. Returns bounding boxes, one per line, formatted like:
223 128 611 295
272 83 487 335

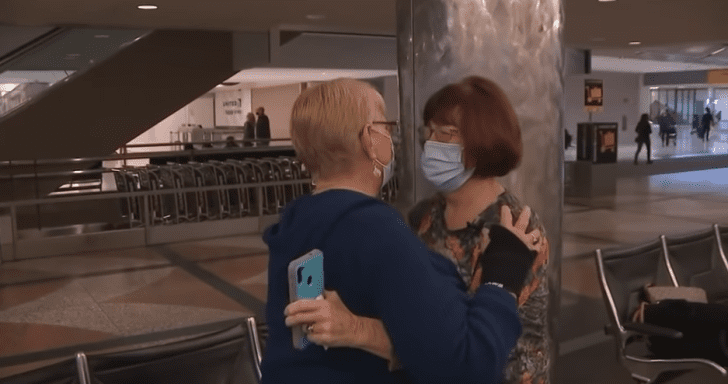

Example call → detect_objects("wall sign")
584 79 603 113
215 89 250 126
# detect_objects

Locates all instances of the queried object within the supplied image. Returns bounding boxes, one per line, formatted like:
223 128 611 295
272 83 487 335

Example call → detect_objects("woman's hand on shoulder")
499 205 545 254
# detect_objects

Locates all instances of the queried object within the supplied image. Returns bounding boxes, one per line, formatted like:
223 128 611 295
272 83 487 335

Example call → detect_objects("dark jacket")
635 120 652 143
702 111 714 129
262 190 523 384
657 114 673 133
256 114 270 145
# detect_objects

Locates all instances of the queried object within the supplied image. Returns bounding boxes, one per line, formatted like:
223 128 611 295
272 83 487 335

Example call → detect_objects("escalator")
0 27 260 201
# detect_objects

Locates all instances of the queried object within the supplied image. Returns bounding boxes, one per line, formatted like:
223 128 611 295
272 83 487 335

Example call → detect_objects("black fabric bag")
644 299 728 365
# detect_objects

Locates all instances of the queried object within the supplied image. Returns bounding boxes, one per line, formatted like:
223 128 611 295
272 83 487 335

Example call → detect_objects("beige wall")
251 83 303 146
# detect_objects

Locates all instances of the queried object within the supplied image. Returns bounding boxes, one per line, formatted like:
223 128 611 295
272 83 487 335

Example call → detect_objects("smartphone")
288 249 324 350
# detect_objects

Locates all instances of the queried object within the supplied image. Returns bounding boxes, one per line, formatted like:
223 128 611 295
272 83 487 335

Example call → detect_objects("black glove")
478 224 538 297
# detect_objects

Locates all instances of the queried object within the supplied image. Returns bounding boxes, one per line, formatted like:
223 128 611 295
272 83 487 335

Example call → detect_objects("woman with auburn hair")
287 76 550 384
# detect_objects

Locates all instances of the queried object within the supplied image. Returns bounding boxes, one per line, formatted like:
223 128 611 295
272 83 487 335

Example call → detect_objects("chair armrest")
623 322 683 339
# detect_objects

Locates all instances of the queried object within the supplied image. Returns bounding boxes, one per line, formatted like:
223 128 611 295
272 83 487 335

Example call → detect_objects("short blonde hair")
290 78 384 178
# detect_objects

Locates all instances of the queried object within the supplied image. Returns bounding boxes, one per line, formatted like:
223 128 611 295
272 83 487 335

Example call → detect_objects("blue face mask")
420 141 474 192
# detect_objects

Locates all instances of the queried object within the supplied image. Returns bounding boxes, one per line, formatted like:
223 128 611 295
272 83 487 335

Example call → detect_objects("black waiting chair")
0 352 92 384
87 323 259 384
245 317 264 383
718 225 728 272
595 239 728 383
661 225 728 305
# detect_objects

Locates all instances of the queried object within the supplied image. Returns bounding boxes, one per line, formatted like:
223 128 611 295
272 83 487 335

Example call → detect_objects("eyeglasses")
423 123 460 141
372 121 400 136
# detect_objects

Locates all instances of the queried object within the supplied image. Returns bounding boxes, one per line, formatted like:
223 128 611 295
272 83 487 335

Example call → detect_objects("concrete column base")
565 161 618 198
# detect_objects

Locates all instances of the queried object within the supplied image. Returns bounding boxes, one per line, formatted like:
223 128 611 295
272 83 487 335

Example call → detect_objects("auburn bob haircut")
422 76 522 178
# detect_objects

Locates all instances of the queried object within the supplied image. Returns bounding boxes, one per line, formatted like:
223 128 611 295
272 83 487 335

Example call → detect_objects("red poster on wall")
584 79 603 113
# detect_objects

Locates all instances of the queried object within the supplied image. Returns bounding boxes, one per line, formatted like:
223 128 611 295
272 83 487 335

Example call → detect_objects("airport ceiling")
2 0 728 67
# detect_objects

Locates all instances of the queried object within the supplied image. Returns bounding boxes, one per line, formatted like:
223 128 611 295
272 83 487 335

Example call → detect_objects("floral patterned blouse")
409 190 551 384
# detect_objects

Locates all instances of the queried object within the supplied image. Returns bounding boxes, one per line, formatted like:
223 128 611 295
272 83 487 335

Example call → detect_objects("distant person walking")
634 113 653 165
657 111 668 146
243 112 256 147
657 110 675 146
255 106 271 146
701 107 714 141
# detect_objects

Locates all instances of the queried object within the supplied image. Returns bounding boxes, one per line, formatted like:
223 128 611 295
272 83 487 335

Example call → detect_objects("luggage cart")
145 165 177 224
275 157 297 205
262 157 288 212
289 158 312 196
250 159 280 215
167 163 200 222
112 169 143 228
185 162 222 220
225 159 259 217
207 160 235 219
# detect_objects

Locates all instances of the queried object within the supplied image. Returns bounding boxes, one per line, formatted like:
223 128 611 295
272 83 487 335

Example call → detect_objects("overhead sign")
584 79 603 113
707 69 728 84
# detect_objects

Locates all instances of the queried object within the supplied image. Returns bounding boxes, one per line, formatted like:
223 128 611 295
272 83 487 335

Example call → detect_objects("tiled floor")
2 129 728 382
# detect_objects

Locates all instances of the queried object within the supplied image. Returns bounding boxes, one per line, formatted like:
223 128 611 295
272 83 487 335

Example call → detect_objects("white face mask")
420 140 474 192
373 130 395 187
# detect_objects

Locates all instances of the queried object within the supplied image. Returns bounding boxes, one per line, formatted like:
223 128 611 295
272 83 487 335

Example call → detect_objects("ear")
360 124 377 161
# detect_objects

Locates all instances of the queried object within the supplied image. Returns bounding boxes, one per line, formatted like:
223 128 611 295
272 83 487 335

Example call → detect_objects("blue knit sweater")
262 190 521 384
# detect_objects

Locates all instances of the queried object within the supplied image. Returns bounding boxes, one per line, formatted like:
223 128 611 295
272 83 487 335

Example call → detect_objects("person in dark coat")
243 112 256 147
634 113 653 165
657 110 676 146
255 106 271 146
701 107 714 141
657 111 668 146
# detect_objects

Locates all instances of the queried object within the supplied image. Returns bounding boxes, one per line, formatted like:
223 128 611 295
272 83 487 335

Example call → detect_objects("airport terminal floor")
2 124 728 383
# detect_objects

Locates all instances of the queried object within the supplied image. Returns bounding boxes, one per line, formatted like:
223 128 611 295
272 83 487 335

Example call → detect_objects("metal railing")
0 154 400 261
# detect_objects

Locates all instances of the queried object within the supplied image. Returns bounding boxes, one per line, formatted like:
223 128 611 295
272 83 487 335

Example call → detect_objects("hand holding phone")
288 249 324 350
